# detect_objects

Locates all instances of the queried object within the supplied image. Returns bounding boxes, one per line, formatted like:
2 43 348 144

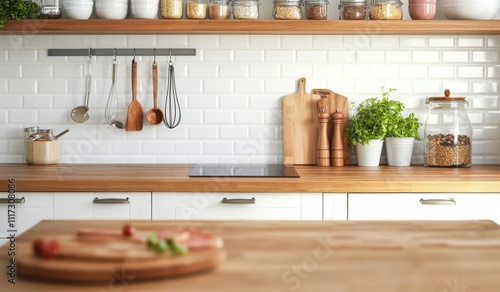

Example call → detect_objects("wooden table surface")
2 163 500 193
1 220 500 291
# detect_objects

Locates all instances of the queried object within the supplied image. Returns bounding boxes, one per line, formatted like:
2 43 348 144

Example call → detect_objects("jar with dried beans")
305 0 328 20
339 0 367 20
161 0 183 19
209 0 230 19
273 0 303 20
232 0 260 19
369 0 403 20
187 0 208 19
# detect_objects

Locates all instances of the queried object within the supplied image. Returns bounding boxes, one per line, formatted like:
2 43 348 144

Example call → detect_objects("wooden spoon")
125 59 143 131
146 62 164 125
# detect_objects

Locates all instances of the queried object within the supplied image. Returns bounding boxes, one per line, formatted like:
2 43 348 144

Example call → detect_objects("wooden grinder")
331 109 344 166
317 99 330 166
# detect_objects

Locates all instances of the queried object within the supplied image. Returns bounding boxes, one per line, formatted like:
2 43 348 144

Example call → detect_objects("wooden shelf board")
2 19 500 35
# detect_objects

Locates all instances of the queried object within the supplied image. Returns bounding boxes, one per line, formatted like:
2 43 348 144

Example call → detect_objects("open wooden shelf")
2 19 500 35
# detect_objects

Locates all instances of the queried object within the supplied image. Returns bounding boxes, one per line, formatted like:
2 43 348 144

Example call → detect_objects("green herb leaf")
0 0 40 29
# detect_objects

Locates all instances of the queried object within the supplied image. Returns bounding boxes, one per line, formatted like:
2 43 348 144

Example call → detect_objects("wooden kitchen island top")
1 163 500 193
1 220 500 291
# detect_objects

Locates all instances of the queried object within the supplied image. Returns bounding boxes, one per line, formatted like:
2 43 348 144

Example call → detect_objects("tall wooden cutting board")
312 88 351 165
282 78 321 165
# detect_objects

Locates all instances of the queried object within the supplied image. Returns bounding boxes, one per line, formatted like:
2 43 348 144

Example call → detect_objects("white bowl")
95 3 128 9
95 8 128 19
131 9 158 19
95 0 128 3
64 7 93 19
131 0 159 4
441 2 499 19
131 4 159 11
63 2 94 8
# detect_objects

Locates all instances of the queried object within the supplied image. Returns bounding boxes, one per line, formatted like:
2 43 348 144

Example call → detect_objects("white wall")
0 5 499 164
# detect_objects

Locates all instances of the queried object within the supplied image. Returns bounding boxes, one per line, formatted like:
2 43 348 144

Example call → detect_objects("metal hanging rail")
47 48 196 57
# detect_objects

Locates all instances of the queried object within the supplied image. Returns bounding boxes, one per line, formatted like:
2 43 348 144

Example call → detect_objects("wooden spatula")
125 59 143 131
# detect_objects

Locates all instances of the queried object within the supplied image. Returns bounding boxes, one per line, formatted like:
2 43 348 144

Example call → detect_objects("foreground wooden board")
2 164 500 193
1 220 500 291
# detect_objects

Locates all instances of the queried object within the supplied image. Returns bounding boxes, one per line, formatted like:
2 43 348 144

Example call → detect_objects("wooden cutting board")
16 233 225 283
312 88 351 165
282 78 321 165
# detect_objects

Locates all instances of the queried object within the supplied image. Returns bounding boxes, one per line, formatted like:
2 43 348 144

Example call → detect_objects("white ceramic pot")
355 139 384 166
385 137 415 166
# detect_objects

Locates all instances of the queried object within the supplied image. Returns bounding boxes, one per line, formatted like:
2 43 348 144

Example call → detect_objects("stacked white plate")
441 0 500 20
95 0 129 19
63 0 94 19
131 0 159 19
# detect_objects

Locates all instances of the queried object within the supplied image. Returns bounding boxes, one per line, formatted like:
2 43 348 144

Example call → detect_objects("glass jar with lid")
186 0 208 19
305 0 328 20
232 0 260 19
273 0 303 20
40 0 62 19
209 0 230 19
339 0 367 20
161 0 183 19
368 0 403 20
423 89 472 167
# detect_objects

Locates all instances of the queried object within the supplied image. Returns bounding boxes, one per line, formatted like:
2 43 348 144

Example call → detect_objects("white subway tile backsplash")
1 34 500 163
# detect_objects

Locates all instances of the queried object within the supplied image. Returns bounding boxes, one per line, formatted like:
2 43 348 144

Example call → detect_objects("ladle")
71 55 93 123
146 59 164 125
105 53 124 129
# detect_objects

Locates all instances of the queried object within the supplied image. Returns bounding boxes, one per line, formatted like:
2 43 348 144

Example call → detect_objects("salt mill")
331 109 344 166
317 99 330 166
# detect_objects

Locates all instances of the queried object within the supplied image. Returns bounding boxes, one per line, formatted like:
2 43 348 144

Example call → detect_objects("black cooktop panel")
189 164 300 178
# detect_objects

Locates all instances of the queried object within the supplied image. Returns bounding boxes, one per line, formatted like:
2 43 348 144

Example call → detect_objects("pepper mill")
317 101 330 167
331 109 344 166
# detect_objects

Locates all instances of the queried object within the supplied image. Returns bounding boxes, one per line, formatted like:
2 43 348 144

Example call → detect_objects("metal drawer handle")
0 197 25 204
93 197 130 204
419 198 456 205
221 197 256 204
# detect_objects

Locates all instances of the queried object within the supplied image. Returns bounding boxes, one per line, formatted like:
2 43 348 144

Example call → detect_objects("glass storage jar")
423 89 472 167
232 0 260 19
209 0 230 19
368 0 403 20
161 0 183 19
305 0 328 20
273 0 303 20
40 0 62 19
186 0 208 19
339 0 367 20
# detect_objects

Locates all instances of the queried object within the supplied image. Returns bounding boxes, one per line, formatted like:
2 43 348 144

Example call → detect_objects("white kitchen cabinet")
323 193 348 221
0 192 54 246
54 192 151 220
152 192 323 221
348 193 500 224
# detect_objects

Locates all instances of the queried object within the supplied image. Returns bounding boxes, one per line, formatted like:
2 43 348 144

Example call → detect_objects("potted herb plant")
0 0 40 28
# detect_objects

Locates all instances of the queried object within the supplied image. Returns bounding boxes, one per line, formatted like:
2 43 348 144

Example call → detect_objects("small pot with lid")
423 89 472 167
24 127 68 165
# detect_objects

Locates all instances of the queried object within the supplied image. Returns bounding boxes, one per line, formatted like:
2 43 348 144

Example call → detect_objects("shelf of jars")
2 19 500 35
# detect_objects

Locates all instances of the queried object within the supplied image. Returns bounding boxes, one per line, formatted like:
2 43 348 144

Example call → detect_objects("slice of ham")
159 227 223 250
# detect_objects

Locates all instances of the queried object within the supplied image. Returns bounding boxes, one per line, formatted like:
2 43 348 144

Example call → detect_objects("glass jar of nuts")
232 0 260 19
423 90 472 168
273 0 303 20
304 0 328 20
161 0 183 19
368 0 403 20
209 0 230 19
339 0 367 20
187 0 208 19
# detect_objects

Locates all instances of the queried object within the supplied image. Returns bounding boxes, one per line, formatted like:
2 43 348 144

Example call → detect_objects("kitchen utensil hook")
153 48 156 64
169 48 172 65
112 48 117 63
133 48 136 61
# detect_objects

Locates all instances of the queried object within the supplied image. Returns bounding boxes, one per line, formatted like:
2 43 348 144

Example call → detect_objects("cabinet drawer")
152 192 322 221
349 193 500 223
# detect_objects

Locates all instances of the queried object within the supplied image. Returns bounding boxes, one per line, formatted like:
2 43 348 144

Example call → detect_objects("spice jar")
161 0 183 19
187 0 208 19
423 90 472 167
24 127 59 165
339 0 367 20
209 0 230 19
273 0 303 20
305 0 328 20
232 0 260 19
368 0 403 20
40 0 62 19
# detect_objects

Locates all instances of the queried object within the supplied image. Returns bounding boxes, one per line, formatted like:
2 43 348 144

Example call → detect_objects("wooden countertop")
1 163 500 193
2 220 500 291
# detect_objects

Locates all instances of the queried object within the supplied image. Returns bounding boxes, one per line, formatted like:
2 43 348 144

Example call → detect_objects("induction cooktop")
189 164 300 178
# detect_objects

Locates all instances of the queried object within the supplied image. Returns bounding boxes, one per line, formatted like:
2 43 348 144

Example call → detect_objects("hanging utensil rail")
47 48 196 57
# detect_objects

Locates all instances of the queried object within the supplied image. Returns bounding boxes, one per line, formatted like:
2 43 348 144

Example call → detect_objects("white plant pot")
355 139 384 166
385 137 415 166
